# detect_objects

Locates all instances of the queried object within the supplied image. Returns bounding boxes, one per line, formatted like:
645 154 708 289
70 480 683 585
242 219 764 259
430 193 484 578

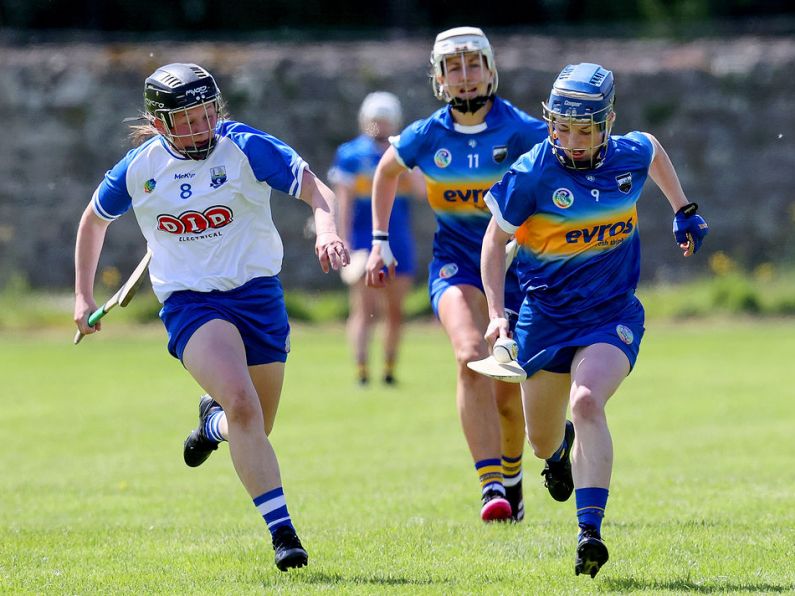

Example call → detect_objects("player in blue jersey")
481 63 709 576
364 27 549 523
73 63 349 571
329 92 424 386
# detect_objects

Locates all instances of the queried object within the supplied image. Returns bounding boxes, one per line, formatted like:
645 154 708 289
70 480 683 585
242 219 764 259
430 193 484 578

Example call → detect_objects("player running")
73 63 349 572
481 63 709 576
329 92 424 386
365 27 552 523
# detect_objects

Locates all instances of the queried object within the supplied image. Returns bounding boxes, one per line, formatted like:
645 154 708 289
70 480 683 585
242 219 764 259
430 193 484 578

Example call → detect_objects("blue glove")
673 203 709 254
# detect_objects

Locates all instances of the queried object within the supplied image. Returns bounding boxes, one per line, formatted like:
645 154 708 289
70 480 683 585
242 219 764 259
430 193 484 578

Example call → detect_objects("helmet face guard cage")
542 102 614 170
542 63 615 170
144 63 223 160
430 27 498 113
148 98 222 160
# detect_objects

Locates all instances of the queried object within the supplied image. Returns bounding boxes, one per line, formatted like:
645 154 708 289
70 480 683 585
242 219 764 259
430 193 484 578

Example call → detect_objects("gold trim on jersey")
516 205 638 258
425 177 494 214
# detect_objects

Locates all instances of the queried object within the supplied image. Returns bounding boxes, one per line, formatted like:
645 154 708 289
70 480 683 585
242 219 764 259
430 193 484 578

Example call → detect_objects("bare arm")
74 204 112 335
371 145 406 232
333 181 355 250
365 145 408 287
481 217 514 345
299 169 349 273
645 133 689 213
406 166 427 201
645 133 699 256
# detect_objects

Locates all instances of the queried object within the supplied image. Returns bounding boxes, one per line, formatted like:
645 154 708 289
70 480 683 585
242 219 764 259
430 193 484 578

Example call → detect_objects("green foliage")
709 273 761 314
644 101 679 126
284 286 433 323
3 267 795 331
1 322 793 592
639 264 795 319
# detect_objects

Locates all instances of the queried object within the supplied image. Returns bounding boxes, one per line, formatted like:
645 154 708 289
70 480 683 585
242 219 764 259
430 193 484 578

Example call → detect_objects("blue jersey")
328 134 414 262
393 97 547 268
486 132 655 322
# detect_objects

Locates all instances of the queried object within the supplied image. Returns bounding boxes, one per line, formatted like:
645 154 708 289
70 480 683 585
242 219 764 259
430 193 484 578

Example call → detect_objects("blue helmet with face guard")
542 63 616 169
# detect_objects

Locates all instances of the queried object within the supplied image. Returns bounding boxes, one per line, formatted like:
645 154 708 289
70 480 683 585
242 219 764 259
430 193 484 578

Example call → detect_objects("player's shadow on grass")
605 578 794 593
302 571 452 586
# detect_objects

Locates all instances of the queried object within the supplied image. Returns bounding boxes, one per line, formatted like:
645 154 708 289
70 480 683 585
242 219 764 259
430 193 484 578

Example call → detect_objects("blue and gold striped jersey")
392 97 546 264
329 134 416 202
328 134 414 251
486 132 655 321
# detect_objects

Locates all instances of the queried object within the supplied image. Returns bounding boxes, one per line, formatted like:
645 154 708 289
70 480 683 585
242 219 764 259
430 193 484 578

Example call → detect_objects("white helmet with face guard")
358 91 402 140
430 26 499 113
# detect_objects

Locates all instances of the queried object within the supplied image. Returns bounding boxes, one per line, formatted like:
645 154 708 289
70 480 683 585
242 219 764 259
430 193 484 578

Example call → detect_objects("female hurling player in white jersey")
74 63 349 572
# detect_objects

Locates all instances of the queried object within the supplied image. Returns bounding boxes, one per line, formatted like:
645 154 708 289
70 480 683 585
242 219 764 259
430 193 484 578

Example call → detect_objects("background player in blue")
73 63 349 572
481 63 709 576
329 92 424 386
364 27 549 523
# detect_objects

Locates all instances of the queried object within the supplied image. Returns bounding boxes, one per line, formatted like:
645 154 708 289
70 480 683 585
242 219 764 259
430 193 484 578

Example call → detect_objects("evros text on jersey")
565 217 634 244
442 188 490 203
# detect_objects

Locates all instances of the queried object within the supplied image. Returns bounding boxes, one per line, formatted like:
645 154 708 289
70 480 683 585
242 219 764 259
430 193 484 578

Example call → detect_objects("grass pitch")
1 320 793 594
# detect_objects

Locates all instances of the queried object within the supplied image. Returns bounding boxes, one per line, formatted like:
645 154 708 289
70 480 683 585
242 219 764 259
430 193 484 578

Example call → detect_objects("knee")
570 385 605 423
494 386 521 414
453 339 486 369
526 430 558 460
219 389 262 428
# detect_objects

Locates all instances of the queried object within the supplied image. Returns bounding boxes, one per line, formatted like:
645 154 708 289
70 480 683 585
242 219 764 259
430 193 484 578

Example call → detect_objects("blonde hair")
128 119 159 146
126 100 230 147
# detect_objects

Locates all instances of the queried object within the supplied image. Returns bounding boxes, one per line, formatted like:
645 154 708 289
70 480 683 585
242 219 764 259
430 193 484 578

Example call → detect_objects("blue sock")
576 487 609 534
475 458 505 496
253 487 294 536
203 410 226 443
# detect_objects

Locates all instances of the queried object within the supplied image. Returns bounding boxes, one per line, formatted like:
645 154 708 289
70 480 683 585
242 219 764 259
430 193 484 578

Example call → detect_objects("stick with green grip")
73 248 153 345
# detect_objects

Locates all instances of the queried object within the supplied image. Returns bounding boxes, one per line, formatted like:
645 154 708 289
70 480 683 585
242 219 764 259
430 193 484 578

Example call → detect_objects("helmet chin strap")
448 93 493 114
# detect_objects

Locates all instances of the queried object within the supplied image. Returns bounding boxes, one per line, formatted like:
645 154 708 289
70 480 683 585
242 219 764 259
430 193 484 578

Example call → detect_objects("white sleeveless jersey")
92 121 307 302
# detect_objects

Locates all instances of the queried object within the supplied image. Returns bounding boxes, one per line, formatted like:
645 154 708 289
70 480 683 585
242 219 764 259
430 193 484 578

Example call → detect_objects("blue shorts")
514 296 646 376
428 254 523 319
350 197 415 276
159 276 290 366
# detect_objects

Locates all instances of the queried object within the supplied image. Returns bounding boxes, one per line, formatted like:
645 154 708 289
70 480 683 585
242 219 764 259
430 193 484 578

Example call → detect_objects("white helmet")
358 91 402 132
430 26 499 111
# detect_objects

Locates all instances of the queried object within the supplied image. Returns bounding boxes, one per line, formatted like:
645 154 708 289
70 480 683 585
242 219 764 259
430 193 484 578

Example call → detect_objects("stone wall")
1 35 793 291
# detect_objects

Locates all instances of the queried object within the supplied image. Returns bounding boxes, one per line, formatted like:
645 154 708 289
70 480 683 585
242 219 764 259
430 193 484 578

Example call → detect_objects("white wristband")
371 237 397 267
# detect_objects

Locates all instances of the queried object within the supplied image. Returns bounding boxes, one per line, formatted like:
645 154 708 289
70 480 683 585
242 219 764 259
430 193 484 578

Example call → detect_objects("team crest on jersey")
144 179 157 193
616 324 634 345
616 172 632 193
210 166 227 189
492 145 508 164
439 263 459 279
552 188 574 209
434 148 452 169
468 139 477 148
